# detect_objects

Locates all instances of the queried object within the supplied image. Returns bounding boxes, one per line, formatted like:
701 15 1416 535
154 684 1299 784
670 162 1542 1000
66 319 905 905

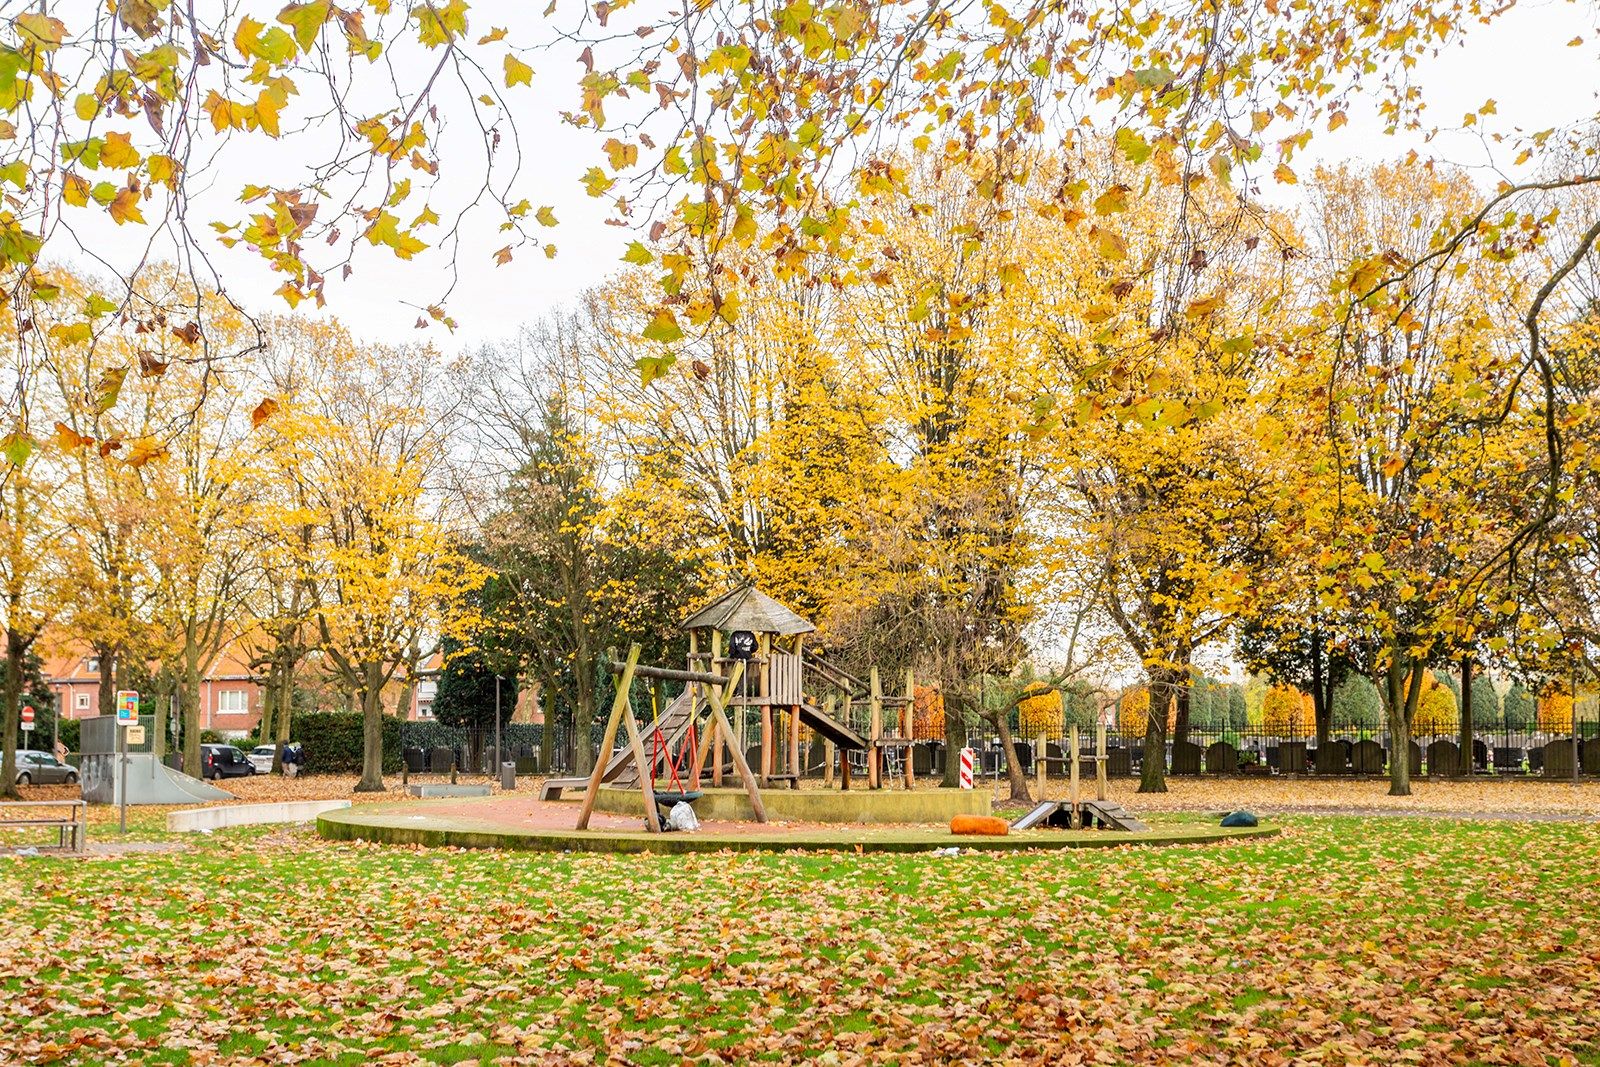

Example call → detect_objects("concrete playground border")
168 799 352 833
315 799 1278 854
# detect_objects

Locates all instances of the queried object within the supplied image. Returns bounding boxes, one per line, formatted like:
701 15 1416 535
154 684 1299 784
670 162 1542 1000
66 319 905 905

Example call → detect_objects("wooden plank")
576 644 640 831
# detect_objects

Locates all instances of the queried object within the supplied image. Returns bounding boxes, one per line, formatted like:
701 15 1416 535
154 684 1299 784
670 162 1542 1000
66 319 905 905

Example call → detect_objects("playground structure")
539 586 925 833
1010 723 1150 832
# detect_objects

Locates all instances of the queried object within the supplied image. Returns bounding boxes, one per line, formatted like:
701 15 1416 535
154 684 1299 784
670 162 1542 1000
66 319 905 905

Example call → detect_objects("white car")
246 745 278 774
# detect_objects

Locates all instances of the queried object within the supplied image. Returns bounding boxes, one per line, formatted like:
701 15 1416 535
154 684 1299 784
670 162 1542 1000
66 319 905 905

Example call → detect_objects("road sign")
20 705 33 731
125 724 146 745
116 690 139 724
958 746 975 789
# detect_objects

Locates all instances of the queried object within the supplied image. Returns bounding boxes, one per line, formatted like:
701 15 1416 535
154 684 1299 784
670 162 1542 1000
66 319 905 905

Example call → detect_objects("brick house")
41 638 446 736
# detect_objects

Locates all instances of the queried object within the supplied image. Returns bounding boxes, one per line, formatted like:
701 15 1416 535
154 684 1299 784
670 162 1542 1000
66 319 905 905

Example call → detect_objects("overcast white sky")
46 0 1600 354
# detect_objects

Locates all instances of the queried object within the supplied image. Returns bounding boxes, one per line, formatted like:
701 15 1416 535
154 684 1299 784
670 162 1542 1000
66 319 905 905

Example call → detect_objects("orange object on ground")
950 814 1010 836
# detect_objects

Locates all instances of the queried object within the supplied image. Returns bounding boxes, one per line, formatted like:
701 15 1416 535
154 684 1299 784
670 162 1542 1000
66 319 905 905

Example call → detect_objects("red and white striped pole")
958 746 975 789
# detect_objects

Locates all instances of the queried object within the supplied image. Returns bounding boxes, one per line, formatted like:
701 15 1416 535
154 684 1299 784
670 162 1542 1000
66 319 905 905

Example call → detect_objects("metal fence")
953 722 1600 778
400 705 1600 782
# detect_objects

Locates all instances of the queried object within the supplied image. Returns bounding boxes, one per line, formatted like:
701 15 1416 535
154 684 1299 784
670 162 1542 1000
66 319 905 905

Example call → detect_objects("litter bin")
500 762 516 791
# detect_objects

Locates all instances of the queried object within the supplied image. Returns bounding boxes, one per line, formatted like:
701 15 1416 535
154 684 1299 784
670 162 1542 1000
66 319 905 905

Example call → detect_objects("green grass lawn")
4 816 1599 1065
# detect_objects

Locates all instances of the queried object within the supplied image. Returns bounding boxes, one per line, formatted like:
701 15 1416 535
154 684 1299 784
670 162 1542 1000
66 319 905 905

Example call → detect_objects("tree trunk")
273 654 295 771
941 704 967 787
1 629 27 799
152 685 169 761
539 672 556 772
991 713 1032 804
1173 672 1192 749
1311 629 1331 749
1385 651 1426 796
356 660 387 792
1457 655 1473 777
181 650 203 778
573 655 597 775
1139 669 1172 793
95 643 117 719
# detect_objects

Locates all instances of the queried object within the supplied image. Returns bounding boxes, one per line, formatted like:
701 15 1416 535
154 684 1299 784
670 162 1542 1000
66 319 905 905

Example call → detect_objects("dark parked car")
200 743 256 781
14 750 78 786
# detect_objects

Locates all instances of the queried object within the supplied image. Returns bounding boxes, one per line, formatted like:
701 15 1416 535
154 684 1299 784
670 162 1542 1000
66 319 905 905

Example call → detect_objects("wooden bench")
0 799 87 852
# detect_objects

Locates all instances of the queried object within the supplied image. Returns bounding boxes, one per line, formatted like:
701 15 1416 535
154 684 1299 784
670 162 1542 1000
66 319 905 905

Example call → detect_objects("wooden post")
758 633 771 783
869 667 883 790
1036 731 1047 798
822 694 836 786
760 703 772 783
576 643 640 830
711 629 724 787
1069 724 1080 823
704 661 765 822
1095 719 1108 802
789 705 801 785
903 667 915 790
840 693 852 790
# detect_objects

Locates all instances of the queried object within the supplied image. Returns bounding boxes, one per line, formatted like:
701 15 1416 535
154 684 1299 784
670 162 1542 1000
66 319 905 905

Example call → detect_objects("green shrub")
290 711 404 774
199 729 226 745
56 718 80 754
1503 682 1535 730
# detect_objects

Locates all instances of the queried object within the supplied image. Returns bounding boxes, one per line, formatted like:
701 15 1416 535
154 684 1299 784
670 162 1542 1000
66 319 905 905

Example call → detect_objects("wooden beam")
789 704 800 785
606 659 726 686
576 644 640 831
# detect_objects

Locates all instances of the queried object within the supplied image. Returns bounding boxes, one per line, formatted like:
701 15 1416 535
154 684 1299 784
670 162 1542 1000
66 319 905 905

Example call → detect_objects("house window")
75 693 91 711
218 690 249 715
417 700 434 719
86 657 100 674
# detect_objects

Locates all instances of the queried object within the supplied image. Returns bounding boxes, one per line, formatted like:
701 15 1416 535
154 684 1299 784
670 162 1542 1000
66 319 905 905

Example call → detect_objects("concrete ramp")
81 753 236 805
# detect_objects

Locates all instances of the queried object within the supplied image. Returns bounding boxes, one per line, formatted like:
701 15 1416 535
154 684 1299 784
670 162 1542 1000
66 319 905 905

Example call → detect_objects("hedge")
290 711 405 775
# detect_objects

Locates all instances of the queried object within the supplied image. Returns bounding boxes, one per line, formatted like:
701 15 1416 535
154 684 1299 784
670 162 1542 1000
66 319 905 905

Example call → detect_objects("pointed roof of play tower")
680 584 815 637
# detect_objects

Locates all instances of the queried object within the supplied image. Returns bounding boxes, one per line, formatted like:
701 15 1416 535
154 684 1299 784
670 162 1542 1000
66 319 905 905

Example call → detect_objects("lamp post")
494 673 502 775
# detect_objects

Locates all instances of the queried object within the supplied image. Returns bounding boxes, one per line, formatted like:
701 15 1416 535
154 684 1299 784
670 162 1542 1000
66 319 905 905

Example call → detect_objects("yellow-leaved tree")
260 322 485 791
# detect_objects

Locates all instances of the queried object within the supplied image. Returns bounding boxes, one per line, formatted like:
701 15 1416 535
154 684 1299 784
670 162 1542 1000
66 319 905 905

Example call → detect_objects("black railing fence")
952 722 1600 779
393 709 1600 781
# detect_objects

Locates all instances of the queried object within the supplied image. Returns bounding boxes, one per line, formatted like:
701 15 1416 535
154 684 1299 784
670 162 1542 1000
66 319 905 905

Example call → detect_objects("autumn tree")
260 324 484 791
472 335 702 774
1306 164 1543 795
0 464 67 797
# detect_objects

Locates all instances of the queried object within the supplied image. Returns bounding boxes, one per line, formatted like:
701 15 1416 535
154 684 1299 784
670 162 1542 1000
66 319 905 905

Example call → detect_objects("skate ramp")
80 753 236 805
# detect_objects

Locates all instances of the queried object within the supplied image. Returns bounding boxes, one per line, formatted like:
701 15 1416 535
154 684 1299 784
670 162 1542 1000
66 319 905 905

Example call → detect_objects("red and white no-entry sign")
20 705 34 730
958 746 975 789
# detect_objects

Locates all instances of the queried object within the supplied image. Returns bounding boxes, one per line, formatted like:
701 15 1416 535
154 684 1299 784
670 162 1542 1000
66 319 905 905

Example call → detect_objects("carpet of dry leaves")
4 795 1600 1065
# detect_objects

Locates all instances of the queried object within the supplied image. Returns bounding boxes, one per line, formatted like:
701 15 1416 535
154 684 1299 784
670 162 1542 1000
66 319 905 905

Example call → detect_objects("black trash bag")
1220 810 1259 827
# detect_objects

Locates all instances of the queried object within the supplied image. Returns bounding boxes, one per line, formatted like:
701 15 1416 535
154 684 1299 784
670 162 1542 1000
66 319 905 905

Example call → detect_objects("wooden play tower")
543 585 919 833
